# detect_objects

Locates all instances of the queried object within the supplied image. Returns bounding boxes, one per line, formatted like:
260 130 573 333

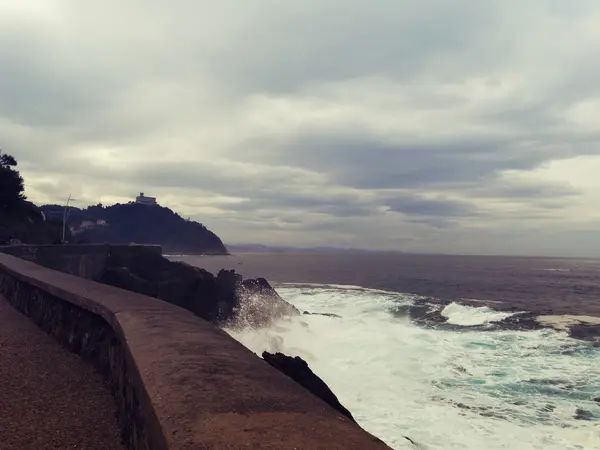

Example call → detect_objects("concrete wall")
0 253 389 450
0 244 162 279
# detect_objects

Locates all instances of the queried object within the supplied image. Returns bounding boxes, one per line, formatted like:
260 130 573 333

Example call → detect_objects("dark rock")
539 404 556 413
452 365 470 375
404 436 419 447
262 352 355 422
446 400 506 420
302 311 342 318
574 408 594 421
394 301 447 327
594 397 600 404
499 312 550 332
231 276 300 327
95 250 298 326
569 324 600 345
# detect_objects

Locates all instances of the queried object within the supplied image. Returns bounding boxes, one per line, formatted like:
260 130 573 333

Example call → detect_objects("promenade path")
0 295 123 450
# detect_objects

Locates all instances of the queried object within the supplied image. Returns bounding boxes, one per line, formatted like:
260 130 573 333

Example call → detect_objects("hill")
40 202 228 254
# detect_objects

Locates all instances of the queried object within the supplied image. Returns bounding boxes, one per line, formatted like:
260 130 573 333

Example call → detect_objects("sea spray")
227 283 600 450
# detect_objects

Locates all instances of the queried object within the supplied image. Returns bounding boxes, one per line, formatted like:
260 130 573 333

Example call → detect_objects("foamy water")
227 283 600 450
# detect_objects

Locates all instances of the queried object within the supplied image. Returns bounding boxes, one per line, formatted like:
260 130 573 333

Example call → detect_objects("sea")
173 253 600 450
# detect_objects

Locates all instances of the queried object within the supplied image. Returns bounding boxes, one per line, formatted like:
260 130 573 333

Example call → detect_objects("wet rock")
403 436 422 448
569 324 600 345
398 300 447 326
479 410 507 420
452 365 470 375
96 250 299 326
574 408 594 421
539 404 556 413
499 312 551 332
302 311 342 318
593 397 600 404
511 400 527 406
262 352 355 422
446 400 506 420
232 277 300 327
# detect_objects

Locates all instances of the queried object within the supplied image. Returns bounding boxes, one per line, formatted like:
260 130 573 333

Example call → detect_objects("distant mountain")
226 244 389 254
40 202 228 254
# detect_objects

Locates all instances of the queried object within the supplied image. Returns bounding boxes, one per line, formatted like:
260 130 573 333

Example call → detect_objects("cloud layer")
2 0 600 256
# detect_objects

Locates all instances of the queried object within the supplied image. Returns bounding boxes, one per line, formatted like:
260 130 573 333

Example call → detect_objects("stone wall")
0 253 389 450
0 244 162 279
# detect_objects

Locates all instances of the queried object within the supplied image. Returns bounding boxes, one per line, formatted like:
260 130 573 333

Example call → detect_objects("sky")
2 1 600 256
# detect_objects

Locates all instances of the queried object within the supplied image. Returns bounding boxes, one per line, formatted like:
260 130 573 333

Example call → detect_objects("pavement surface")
0 296 124 450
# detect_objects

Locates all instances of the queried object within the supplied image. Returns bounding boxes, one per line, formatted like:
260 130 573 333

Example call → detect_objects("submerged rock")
569 323 600 345
574 408 594 421
95 249 299 326
262 351 355 422
302 311 342 318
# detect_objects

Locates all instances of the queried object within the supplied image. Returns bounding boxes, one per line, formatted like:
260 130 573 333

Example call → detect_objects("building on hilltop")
135 192 157 206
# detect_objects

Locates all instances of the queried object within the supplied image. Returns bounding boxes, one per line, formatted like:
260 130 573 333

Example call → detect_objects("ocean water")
228 284 600 450
177 253 600 449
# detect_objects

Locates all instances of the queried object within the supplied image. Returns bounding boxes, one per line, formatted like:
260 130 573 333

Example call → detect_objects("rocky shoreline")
394 298 600 345
95 249 299 326
262 352 356 423
92 249 367 428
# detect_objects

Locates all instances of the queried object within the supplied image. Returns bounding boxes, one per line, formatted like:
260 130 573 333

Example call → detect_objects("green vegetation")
0 152 26 210
40 202 228 254
0 151 63 244
1 152 228 253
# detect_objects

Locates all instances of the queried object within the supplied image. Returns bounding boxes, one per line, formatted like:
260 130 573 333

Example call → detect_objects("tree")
0 150 27 210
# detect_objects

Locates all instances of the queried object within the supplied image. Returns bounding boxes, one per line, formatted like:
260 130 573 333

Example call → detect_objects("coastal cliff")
96 247 299 326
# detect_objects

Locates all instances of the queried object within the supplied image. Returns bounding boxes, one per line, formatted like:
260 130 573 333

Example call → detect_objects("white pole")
62 194 72 243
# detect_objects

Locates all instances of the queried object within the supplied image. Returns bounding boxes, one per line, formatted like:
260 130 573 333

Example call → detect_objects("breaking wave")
227 283 600 450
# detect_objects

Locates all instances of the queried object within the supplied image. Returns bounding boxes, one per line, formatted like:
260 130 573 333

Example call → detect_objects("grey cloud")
3 0 600 255
230 194 377 218
93 160 379 219
210 1 507 93
239 132 575 191
471 182 580 200
384 195 478 218
381 192 481 228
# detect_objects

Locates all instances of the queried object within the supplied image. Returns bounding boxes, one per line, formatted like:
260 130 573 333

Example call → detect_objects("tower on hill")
135 192 157 206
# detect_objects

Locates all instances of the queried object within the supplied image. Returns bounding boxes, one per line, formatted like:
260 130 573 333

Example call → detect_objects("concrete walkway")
0 296 124 450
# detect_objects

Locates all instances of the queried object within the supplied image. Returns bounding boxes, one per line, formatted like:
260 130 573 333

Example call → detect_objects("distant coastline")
226 243 401 254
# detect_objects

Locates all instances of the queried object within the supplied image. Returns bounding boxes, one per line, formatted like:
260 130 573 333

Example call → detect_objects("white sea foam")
277 282 405 296
441 302 515 326
537 315 600 331
227 284 600 450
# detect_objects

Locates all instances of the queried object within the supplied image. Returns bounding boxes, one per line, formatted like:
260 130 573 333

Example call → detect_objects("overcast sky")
2 1 600 256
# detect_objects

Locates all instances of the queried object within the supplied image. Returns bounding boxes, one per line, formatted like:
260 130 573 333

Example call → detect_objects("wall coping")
0 253 389 449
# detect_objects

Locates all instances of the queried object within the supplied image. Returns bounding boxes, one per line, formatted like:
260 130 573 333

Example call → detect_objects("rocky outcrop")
262 352 355 422
96 249 299 326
